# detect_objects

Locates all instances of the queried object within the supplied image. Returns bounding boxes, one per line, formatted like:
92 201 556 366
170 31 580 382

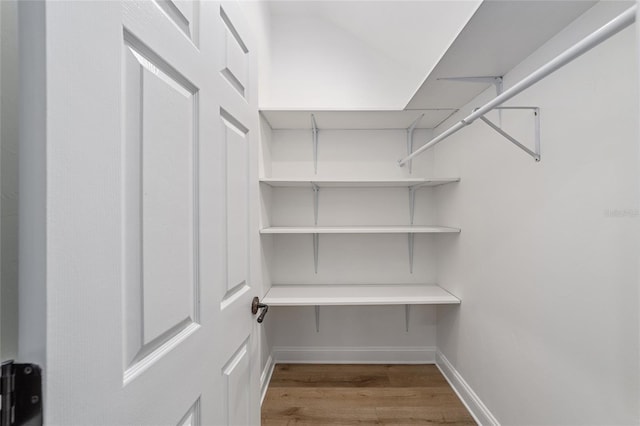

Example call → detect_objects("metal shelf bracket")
311 183 320 274
407 186 417 273
439 75 504 93
312 233 319 274
478 106 541 162
408 234 415 274
312 184 320 225
311 114 318 174
439 76 504 125
408 186 417 225
406 114 424 174
405 305 410 332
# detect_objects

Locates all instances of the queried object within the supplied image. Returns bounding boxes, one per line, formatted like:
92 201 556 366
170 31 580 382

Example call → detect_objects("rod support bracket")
479 106 541 162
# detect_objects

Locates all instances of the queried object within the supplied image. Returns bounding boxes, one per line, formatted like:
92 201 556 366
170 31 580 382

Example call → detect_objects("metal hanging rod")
398 4 637 167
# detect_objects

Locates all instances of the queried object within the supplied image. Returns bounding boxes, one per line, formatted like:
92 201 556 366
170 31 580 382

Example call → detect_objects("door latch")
251 297 269 323
1 361 42 426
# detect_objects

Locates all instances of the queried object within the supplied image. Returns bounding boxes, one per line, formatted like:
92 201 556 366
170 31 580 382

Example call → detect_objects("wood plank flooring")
261 364 476 425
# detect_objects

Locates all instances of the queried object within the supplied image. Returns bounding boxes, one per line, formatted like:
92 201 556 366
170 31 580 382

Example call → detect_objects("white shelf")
260 225 461 234
262 284 461 306
260 109 457 130
260 177 460 188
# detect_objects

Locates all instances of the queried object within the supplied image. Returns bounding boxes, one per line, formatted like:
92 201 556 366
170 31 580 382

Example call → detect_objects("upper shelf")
406 1 596 110
260 178 460 188
260 109 457 130
260 225 460 234
262 284 461 306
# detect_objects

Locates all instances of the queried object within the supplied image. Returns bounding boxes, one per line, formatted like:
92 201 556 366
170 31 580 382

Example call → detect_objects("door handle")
251 297 269 323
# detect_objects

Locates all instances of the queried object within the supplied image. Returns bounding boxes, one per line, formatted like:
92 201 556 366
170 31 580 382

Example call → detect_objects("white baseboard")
260 354 275 405
436 351 500 426
272 346 437 364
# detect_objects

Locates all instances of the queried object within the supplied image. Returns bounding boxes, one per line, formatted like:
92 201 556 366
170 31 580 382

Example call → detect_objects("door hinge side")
1 361 42 426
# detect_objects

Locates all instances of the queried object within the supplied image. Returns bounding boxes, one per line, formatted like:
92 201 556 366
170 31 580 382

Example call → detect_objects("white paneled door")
19 1 259 424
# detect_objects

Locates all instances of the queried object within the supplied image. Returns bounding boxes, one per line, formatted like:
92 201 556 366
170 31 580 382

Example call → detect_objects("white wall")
267 15 415 110
1 0 3 360
433 2 639 424
1 0 19 362
264 1 480 109
637 2 640 421
17 0 47 370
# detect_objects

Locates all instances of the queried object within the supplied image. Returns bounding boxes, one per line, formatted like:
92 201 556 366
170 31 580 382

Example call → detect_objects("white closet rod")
398 4 637 166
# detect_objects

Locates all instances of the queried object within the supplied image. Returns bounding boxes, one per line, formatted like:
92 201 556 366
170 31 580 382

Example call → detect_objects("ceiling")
265 0 601 119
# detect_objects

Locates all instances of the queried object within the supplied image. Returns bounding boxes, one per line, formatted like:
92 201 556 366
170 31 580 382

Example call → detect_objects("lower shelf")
262 284 461 306
260 225 461 234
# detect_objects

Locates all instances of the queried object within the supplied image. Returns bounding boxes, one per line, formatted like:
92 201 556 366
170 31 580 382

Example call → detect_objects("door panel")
126 34 199 348
220 6 249 99
222 338 252 426
155 0 200 46
122 26 201 385
19 1 260 424
223 110 249 301
178 399 202 426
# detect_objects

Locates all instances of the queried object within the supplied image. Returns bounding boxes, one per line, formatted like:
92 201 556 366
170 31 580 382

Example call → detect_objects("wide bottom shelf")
262 284 460 306
260 225 461 234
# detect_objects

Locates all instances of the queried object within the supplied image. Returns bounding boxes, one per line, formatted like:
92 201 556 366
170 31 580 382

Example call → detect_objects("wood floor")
261 364 476 425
